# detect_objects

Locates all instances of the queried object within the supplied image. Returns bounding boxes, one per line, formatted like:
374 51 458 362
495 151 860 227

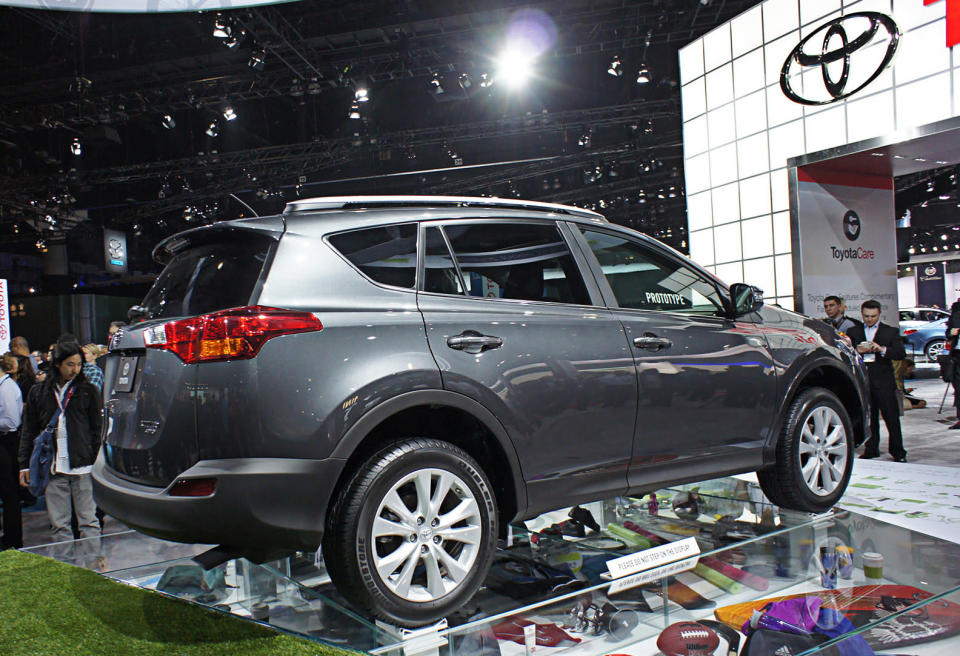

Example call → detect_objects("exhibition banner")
917 262 947 309
0 279 9 354
795 169 899 325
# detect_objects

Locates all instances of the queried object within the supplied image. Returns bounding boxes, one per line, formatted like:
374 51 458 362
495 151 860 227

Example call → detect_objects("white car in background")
899 307 950 334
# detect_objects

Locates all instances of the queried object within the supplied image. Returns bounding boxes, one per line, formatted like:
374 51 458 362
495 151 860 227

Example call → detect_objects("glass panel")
141 236 271 320
328 223 417 289
423 226 463 295
444 223 590 305
581 229 724 314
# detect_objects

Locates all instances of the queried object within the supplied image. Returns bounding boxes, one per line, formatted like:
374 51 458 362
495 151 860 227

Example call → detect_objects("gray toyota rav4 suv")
94 196 868 625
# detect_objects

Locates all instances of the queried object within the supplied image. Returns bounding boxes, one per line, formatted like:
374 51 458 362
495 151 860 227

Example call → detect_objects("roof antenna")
230 193 259 217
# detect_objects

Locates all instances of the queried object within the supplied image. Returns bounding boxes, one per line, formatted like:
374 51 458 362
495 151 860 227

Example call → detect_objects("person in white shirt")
18 340 102 543
0 354 24 549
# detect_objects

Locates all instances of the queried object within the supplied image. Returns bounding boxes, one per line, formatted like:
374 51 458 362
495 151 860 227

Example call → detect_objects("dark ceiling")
0 0 764 292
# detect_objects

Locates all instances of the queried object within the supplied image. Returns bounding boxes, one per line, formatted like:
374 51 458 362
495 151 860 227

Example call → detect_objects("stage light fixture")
161 114 176 129
213 14 230 38
942 233 949 240
355 88 369 102
458 73 472 89
224 29 245 49
348 103 361 119
607 56 623 77
223 107 237 121
636 65 650 84
249 48 266 71
430 72 444 95
479 72 494 88
206 121 220 138
70 138 82 156
496 45 537 90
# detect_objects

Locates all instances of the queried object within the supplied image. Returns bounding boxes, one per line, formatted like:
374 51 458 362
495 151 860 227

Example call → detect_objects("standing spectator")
947 299 960 429
847 300 907 462
10 337 39 374
81 343 105 393
0 355 24 549
108 321 126 341
822 295 862 334
18 340 102 543
11 354 38 401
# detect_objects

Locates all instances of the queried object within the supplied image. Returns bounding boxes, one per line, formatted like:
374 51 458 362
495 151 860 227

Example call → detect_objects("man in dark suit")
847 299 907 462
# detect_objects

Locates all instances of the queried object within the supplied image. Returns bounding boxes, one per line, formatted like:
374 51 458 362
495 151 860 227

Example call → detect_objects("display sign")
0 0 293 12
607 557 699 595
795 169 899 325
0 279 9 354
917 262 947 309
103 229 128 274
604 536 700 580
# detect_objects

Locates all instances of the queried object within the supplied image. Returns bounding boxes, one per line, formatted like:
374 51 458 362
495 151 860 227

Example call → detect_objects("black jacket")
847 322 905 389
948 300 960 352
18 372 103 471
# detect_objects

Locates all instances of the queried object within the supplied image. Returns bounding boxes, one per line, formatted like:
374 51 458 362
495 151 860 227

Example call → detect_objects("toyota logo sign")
781 12 900 106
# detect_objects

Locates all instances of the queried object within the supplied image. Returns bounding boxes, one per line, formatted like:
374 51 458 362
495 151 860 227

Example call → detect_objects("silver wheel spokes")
372 468 482 603
798 406 848 496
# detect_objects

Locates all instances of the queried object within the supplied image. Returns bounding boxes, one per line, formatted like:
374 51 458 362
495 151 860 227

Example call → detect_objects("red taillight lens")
169 478 217 497
145 305 322 364
903 329 918 336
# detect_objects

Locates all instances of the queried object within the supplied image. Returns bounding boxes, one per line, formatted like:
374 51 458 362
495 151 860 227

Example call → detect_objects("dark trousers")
0 432 23 549
865 383 906 459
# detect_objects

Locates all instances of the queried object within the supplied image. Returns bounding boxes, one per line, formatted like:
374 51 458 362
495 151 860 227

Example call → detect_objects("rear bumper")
92 452 346 550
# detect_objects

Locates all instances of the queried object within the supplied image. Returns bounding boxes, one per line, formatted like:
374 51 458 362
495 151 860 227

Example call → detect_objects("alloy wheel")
798 406 848 496
371 468 483 602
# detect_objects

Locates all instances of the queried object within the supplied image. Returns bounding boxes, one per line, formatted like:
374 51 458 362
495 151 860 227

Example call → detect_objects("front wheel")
323 438 497 627
925 339 946 361
758 387 853 513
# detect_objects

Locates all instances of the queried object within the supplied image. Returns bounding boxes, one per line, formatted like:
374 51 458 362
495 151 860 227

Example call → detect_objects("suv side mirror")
728 283 764 318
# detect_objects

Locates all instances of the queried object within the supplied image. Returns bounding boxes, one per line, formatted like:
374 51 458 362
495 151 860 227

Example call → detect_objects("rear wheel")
323 438 497 626
925 339 946 361
758 387 853 513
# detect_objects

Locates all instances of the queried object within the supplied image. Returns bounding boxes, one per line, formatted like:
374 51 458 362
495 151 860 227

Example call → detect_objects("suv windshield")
141 236 271 320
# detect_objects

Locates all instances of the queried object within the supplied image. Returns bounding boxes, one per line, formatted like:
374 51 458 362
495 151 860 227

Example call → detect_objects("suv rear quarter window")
328 224 418 289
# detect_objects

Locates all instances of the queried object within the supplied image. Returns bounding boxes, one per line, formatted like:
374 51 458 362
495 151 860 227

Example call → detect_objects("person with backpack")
18 340 102 542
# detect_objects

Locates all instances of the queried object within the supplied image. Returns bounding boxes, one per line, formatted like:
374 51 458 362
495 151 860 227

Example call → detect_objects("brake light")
903 329 918 335
144 305 322 364
169 478 217 497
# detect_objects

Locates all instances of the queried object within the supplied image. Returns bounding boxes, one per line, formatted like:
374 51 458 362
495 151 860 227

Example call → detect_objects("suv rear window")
141 236 271 320
328 224 417 289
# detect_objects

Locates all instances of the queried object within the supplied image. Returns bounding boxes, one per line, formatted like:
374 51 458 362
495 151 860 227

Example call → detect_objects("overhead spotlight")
577 132 591 147
223 107 237 121
205 121 220 138
35 239 46 252
212 13 230 38
908 246 916 254
70 138 82 156
224 29 245 49
348 103 361 119
942 233 949 240
28 287 37 294
636 65 651 84
161 114 176 129
430 72 444 95
249 48 266 71
607 56 623 77
479 72 494 88
183 206 195 221
458 73 472 89
354 88 369 102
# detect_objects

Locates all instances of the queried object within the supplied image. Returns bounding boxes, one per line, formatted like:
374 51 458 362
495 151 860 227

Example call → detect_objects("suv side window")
328 224 418 289
442 222 591 305
423 227 464 295
580 228 724 315
900 311 916 321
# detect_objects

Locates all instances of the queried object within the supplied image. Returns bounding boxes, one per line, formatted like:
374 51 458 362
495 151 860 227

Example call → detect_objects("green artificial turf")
0 550 349 656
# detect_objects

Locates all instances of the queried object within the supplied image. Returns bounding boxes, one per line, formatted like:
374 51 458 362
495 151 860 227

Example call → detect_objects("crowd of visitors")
0 323 123 550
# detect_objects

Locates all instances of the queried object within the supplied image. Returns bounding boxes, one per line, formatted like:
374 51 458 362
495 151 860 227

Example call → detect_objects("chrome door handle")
447 331 503 353
633 336 672 351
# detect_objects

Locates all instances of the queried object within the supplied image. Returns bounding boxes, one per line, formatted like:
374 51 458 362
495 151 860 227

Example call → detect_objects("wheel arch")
764 360 866 463
329 390 527 529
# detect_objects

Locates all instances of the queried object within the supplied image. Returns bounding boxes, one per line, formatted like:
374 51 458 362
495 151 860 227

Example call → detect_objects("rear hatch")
102 225 279 486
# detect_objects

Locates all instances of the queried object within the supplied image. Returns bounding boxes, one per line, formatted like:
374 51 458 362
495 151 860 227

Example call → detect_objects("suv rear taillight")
144 305 322 364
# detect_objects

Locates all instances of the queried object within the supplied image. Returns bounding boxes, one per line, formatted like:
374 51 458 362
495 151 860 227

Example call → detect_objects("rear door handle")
633 336 672 351
447 331 503 354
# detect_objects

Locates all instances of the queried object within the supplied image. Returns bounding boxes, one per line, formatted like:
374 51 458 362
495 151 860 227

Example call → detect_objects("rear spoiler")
152 216 285 264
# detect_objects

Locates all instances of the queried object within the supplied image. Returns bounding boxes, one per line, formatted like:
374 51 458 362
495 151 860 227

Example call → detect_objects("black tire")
925 339 946 361
323 438 497 627
757 387 854 514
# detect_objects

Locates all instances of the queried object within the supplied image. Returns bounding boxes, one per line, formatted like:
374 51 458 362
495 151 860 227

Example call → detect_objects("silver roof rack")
283 195 605 219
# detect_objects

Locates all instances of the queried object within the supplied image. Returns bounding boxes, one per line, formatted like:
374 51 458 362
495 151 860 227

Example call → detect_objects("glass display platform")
22 476 960 655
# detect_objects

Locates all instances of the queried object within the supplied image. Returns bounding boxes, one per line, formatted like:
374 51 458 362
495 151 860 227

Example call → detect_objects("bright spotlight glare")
495 46 536 90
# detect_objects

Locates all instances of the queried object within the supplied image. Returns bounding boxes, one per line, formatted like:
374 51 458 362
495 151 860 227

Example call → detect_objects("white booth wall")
679 0 958 313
